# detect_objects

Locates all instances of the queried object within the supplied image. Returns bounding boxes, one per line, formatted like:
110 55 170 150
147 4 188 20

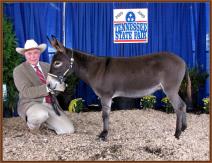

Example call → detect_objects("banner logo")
113 9 148 43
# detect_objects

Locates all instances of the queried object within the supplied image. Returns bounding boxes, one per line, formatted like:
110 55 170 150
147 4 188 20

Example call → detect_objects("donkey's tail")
186 68 192 109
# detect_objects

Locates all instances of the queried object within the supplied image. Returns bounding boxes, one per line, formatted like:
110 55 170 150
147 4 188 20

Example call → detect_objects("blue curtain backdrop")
3 2 63 62
4 2 209 106
65 2 208 106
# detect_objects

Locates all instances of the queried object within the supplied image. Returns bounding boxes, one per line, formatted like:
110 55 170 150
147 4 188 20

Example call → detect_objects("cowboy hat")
16 39 47 55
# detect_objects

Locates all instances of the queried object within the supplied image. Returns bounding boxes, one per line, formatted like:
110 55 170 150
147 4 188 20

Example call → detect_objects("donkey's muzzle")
46 74 66 92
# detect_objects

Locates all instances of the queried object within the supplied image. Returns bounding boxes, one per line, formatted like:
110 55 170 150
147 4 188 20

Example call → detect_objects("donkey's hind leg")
164 91 187 139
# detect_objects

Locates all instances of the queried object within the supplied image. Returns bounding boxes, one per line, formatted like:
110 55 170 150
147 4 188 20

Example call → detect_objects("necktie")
34 66 52 104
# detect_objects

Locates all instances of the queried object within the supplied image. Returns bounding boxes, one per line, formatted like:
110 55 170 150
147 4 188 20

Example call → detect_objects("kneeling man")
13 39 74 134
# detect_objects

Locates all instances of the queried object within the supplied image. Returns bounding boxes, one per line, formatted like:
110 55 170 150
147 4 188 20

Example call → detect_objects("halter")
48 49 74 84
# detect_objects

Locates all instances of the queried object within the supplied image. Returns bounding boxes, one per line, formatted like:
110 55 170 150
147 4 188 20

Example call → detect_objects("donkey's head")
47 35 74 91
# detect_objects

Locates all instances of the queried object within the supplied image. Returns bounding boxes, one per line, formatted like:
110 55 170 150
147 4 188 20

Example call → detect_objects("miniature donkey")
47 36 191 141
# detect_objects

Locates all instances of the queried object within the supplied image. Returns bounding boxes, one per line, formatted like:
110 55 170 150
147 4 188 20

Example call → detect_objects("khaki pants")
26 103 74 134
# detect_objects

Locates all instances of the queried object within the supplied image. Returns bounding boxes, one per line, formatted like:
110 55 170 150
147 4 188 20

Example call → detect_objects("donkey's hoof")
98 130 108 141
99 136 107 141
181 125 187 132
174 130 181 139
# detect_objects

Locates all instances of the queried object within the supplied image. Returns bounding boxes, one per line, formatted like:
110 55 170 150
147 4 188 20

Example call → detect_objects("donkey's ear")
47 35 65 53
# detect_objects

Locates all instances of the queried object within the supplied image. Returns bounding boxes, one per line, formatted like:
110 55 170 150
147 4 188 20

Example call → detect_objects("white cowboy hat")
16 39 47 55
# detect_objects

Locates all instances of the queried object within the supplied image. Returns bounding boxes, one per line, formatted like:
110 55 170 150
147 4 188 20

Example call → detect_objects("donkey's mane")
69 48 100 61
67 48 173 62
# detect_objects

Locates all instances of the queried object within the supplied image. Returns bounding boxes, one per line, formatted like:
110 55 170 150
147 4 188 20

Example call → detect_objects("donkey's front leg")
99 98 112 141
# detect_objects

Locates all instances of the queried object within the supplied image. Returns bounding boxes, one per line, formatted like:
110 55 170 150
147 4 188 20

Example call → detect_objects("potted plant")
161 97 174 113
202 97 209 114
68 98 84 113
140 95 156 110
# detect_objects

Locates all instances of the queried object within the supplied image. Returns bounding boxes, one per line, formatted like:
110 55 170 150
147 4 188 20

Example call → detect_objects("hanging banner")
113 8 148 43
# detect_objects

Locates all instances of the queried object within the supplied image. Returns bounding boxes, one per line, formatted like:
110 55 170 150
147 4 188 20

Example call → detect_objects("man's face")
24 48 41 65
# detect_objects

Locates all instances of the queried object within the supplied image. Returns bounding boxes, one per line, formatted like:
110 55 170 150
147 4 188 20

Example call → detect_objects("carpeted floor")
3 109 209 161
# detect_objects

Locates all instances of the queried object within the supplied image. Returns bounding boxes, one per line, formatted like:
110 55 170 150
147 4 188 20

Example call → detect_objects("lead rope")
48 90 64 116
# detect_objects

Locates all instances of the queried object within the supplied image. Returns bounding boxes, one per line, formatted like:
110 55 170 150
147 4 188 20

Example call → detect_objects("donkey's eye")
54 61 63 68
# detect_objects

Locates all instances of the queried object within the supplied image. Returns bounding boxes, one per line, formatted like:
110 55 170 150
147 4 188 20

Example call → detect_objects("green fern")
3 16 23 113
